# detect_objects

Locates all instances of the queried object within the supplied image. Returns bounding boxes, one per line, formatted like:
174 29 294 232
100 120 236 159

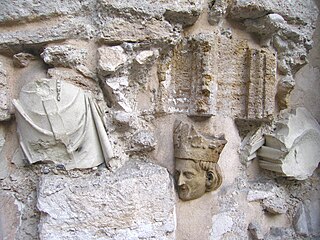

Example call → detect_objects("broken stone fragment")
97 46 127 76
37 160 176 239
135 50 155 65
258 107 320 180
41 45 87 68
13 52 35 67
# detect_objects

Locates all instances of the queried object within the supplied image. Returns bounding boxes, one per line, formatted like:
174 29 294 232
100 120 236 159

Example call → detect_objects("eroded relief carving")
173 120 227 201
13 77 113 170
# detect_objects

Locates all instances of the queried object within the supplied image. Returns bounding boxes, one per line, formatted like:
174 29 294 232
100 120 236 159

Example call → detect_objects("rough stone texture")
258 107 320 180
97 46 127 76
216 36 277 119
97 0 204 27
294 197 320 237
210 212 234 240
0 62 10 121
0 126 8 179
13 53 35 68
0 192 21 240
0 0 94 24
41 45 87 68
157 34 218 116
37 160 176 239
228 0 319 110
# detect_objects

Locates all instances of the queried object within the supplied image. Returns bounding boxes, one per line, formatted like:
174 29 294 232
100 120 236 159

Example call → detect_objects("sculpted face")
175 159 206 201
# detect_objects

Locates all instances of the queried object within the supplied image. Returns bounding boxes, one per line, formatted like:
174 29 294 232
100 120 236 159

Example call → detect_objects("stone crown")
173 120 227 162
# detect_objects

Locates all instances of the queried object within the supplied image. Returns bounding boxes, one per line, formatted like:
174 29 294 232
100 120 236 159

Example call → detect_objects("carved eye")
184 172 195 179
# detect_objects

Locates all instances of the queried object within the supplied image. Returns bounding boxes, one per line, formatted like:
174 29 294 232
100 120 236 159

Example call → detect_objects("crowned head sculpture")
173 120 227 201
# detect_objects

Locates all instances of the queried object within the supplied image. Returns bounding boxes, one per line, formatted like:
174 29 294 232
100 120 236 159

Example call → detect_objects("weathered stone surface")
248 222 264 240
0 17 96 51
294 197 320 237
0 192 21 240
13 52 35 68
97 46 127 76
135 50 155 65
0 62 10 121
130 130 156 153
157 34 218 116
216 37 277 119
265 227 296 240
210 212 234 240
258 107 320 180
41 45 87 68
96 16 180 44
37 160 176 239
0 0 94 24
0 126 9 180
208 0 229 25
97 0 203 27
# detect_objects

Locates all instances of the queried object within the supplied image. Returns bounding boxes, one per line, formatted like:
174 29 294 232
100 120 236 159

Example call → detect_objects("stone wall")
0 0 319 240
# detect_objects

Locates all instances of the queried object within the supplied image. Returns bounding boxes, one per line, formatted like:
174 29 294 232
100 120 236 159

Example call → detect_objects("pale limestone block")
258 107 320 180
37 160 176 240
135 51 154 65
210 212 234 240
97 46 127 76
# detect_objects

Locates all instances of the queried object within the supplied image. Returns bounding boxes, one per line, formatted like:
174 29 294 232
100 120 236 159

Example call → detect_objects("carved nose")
178 174 186 186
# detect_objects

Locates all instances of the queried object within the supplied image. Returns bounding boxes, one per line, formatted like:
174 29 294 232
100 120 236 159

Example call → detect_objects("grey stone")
13 52 35 68
244 14 286 36
262 196 288 214
265 227 296 240
0 17 96 51
0 62 10 121
294 198 320 237
208 0 229 25
0 192 21 240
130 130 157 153
98 0 203 27
248 222 264 240
96 16 180 44
37 160 176 239
0 0 94 24
97 46 127 76
41 45 87 68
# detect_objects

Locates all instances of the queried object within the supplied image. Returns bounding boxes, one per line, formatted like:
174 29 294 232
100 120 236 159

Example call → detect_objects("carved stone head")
173 121 226 201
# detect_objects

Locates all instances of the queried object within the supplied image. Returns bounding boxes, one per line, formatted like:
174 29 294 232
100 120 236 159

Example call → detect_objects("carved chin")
178 186 190 200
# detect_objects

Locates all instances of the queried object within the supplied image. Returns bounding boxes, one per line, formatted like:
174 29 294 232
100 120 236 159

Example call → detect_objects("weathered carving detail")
157 34 218 117
173 120 226 201
13 77 113 170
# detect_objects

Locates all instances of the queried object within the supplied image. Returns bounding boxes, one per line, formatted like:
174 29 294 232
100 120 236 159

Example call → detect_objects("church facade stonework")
0 0 320 239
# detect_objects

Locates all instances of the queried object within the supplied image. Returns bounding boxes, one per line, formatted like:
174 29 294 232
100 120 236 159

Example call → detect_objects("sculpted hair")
197 161 222 192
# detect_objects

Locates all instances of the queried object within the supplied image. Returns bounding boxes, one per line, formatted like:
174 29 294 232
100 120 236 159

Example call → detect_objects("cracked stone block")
37 160 176 240
258 107 320 180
